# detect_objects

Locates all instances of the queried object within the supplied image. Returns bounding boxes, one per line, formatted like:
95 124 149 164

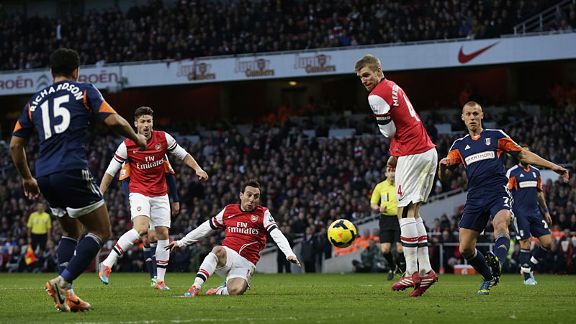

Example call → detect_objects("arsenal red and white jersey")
369 79 435 156
113 130 178 197
210 204 277 265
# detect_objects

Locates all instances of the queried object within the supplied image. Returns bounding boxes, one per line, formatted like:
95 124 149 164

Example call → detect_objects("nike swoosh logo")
458 42 499 64
70 299 81 305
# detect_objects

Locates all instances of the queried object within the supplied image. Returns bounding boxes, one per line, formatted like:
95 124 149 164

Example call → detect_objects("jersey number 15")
38 94 71 140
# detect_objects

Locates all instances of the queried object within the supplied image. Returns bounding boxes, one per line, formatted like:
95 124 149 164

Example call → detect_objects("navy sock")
530 246 549 269
144 247 155 279
61 233 103 283
519 249 532 279
57 237 78 275
494 235 510 268
466 249 493 281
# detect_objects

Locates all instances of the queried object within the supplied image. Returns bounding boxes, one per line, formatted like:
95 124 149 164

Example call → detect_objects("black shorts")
38 169 104 218
379 216 400 244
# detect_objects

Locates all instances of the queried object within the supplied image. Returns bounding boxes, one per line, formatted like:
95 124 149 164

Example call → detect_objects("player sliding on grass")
438 101 569 295
167 179 300 296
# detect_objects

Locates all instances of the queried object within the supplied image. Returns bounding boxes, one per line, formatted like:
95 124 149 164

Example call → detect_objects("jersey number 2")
40 94 71 139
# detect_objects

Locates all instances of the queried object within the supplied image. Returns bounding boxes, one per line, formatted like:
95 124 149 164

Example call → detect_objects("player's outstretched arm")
165 133 208 181
517 150 569 182
269 227 301 267
99 173 114 195
103 114 147 149
438 157 453 183
166 220 215 251
183 154 209 181
9 136 39 199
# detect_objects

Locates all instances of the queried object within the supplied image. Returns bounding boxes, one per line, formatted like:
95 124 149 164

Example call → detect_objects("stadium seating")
0 0 574 71
0 101 574 273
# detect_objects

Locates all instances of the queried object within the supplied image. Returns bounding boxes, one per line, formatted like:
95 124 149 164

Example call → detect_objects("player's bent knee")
540 236 554 250
519 239 531 249
459 246 475 258
227 285 246 296
212 246 226 257
134 226 149 236
155 227 169 240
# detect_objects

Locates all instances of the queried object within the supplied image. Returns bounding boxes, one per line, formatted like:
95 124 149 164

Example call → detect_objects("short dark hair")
354 54 381 73
50 48 80 77
134 106 154 119
241 179 261 192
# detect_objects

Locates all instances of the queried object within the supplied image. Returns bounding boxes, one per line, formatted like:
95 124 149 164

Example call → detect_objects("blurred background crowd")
1 0 574 71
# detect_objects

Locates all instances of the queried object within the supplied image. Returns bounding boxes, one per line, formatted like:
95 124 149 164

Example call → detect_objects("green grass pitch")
0 273 575 323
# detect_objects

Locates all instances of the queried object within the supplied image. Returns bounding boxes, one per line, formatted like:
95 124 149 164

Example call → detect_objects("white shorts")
129 193 171 228
214 246 256 285
395 148 438 208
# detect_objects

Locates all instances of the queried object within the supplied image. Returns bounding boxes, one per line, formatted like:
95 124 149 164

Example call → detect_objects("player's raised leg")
54 214 91 311
520 233 553 285
47 203 111 311
490 209 513 280
185 246 227 297
459 228 497 295
142 231 158 287
99 215 149 284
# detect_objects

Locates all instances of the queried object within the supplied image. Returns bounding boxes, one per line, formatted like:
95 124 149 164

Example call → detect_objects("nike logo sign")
458 42 499 64
70 299 81 305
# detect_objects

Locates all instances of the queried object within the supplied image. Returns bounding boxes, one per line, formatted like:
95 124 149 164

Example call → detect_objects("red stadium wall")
104 85 221 126
387 67 509 109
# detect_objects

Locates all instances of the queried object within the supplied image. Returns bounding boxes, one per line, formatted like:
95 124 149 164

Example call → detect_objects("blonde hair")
462 101 482 111
355 54 381 72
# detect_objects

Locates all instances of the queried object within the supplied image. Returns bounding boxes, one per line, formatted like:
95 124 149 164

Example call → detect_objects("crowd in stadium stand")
1 0 574 71
0 101 575 273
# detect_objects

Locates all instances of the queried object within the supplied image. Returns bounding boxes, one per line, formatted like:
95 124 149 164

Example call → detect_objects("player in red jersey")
166 179 300 296
356 54 437 297
98 106 208 290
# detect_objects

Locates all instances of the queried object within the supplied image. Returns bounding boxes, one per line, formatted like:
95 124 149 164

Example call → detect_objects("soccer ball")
327 219 358 248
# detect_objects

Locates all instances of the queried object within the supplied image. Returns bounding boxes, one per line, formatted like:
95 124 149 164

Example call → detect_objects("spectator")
300 226 319 273
1 0 573 71
352 240 386 273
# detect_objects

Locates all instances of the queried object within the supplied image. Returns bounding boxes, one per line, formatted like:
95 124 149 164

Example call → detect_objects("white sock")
103 229 140 268
415 217 432 274
399 218 419 275
155 239 170 282
194 252 219 288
